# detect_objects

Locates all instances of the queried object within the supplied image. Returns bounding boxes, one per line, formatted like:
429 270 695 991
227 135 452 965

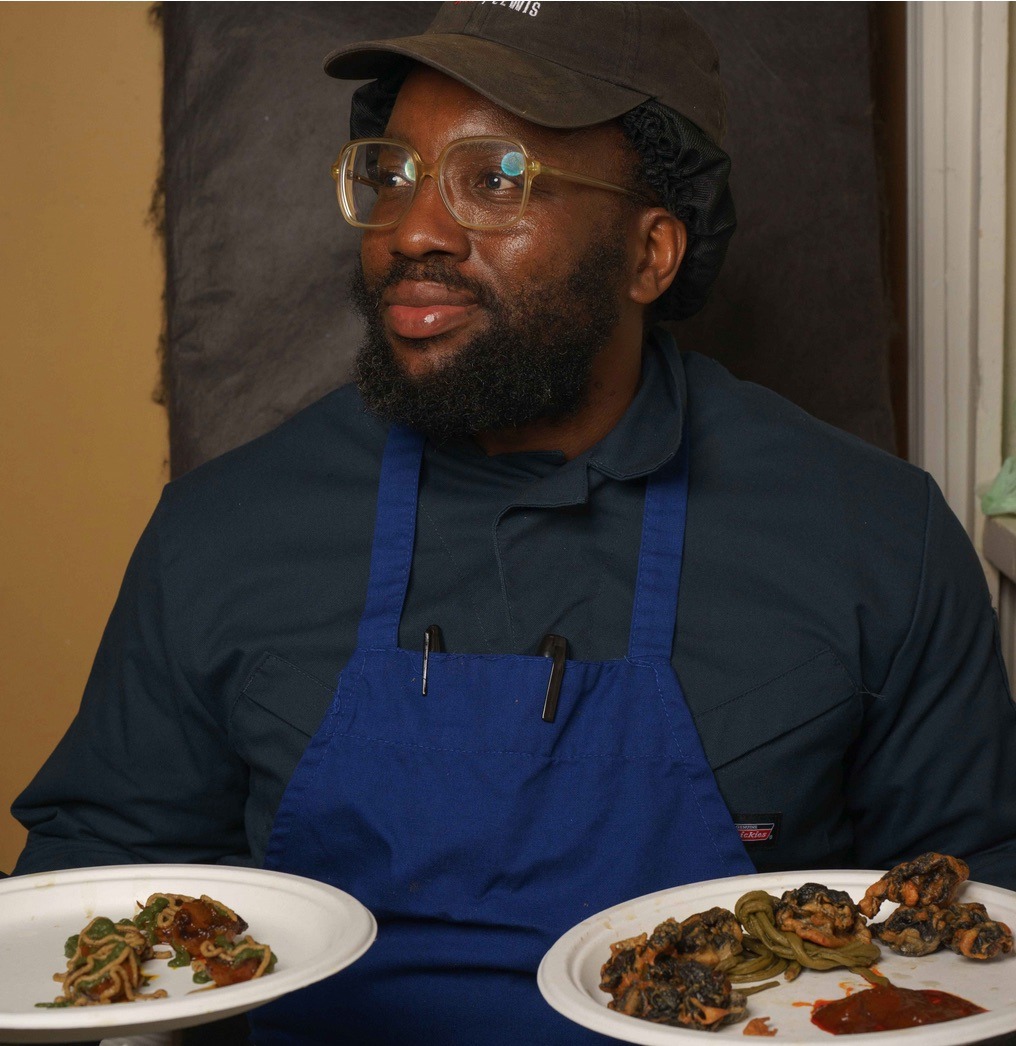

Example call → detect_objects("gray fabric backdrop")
162 2 895 478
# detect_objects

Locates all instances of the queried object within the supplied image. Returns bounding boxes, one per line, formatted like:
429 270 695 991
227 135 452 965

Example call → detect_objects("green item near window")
982 457 1016 515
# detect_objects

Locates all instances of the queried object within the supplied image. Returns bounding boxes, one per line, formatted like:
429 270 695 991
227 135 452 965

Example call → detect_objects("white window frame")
907 0 1008 604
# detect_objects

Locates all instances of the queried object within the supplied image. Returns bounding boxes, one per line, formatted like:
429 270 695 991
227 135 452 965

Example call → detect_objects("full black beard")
350 238 628 443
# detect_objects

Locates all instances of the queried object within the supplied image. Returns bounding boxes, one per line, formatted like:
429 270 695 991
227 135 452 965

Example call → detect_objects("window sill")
983 515 1016 584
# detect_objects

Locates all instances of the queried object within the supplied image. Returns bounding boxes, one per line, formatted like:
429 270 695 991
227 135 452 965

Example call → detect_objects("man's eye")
378 168 412 189
477 170 522 192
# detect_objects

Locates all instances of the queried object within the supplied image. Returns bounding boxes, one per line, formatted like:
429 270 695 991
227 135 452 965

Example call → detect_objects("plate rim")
0 863 377 1035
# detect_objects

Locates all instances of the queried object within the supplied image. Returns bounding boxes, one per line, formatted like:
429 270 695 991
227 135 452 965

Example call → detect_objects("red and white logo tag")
736 823 775 843
734 814 781 846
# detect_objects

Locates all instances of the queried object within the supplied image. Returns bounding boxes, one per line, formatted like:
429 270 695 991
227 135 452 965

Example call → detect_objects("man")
13 3 1016 1043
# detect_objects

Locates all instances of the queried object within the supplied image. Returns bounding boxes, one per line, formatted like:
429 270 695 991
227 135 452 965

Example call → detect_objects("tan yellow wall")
1008 5 1016 459
0 3 166 872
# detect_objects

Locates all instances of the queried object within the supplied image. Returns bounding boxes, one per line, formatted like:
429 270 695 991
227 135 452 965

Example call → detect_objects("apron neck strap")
627 429 689 660
356 424 424 647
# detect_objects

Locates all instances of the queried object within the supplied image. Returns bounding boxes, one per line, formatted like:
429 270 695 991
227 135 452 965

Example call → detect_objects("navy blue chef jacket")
13 333 1016 887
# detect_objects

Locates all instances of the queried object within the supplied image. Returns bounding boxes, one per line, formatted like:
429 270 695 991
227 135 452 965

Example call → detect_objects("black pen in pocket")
538 633 568 722
422 624 444 695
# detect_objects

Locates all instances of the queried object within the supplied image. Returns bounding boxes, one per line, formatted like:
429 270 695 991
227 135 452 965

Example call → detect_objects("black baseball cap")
323 1 726 144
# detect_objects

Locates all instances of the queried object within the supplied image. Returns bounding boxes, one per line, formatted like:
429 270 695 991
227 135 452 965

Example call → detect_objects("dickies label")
734 813 781 846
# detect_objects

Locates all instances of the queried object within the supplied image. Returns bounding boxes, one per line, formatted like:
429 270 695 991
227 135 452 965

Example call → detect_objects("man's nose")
388 174 470 261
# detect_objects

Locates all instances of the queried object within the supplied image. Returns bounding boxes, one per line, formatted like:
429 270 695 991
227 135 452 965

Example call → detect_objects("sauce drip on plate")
811 984 985 1034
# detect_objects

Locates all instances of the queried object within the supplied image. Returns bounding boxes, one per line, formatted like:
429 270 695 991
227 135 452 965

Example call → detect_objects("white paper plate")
538 869 1016 1044
0 864 377 1043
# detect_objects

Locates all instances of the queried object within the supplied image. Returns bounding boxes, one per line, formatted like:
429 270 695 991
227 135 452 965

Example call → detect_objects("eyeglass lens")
343 139 529 229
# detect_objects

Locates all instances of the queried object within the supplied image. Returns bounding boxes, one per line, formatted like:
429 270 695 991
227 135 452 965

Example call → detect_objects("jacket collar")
426 326 686 505
585 326 686 480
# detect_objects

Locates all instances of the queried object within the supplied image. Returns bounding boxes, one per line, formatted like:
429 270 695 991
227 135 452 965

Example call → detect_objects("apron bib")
254 424 754 1044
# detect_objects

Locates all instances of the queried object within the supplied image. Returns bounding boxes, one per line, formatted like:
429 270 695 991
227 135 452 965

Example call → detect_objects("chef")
13 4 1016 1044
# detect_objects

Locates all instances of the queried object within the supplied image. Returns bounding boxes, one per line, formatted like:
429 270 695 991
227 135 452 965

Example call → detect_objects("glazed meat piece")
858 853 969 918
774 883 871 949
191 936 278 987
609 959 747 1030
871 906 945 956
134 892 195 946
934 903 1014 960
136 893 249 961
167 896 248 959
672 907 743 967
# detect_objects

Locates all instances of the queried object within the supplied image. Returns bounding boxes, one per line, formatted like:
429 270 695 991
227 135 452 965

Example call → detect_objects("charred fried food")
600 933 650 994
932 901 988 934
609 959 747 1030
774 883 871 949
599 931 688 994
934 903 1014 960
871 905 945 956
601 908 743 997
950 920 1014 960
673 907 744 968
858 853 969 918
600 914 747 1030
873 900 1014 961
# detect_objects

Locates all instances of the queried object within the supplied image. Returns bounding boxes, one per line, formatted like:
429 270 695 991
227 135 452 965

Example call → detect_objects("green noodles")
733 890 887 986
37 916 167 1007
37 892 277 1009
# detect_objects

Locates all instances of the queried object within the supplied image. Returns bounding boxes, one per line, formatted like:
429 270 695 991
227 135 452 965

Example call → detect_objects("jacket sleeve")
847 473 1016 889
11 494 251 874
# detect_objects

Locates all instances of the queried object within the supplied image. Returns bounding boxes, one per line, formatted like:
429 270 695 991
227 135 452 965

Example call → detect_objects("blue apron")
253 424 754 1044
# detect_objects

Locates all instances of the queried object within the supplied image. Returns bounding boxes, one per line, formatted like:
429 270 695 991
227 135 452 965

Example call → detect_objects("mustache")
354 258 498 312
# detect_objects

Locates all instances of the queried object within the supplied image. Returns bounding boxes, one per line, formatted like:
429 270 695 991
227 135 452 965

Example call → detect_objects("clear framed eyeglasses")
331 136 648 231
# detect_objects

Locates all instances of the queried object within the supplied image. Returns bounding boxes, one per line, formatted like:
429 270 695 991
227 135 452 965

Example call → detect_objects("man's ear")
628 211 686 306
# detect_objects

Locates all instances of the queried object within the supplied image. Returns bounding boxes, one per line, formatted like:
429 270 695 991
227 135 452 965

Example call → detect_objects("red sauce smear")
811 984 985 1034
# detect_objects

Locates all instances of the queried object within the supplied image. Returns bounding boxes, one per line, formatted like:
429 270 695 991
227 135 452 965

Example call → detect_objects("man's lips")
382 281 480 341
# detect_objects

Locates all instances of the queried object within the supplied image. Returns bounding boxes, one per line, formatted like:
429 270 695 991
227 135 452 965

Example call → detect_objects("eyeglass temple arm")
533 161 651 203
331 164 381 190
